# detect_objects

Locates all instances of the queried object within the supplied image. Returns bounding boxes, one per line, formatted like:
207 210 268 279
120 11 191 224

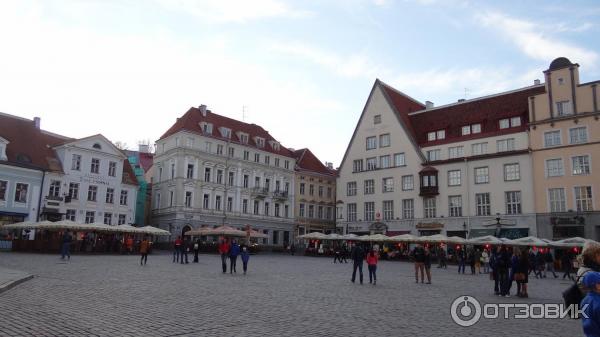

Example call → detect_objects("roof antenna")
464 87 470 100
242 105 248 122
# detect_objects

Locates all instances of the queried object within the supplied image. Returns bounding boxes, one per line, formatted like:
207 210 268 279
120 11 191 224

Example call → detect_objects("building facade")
529 58 600 240
336 79 544 239
125 145 154 226
151 105 296 246
292 148 337 237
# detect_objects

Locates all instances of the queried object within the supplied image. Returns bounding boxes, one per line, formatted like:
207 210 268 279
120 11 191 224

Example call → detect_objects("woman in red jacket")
366 249 379 285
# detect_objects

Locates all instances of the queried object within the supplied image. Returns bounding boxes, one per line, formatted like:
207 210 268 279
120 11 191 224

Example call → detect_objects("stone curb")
0 273 34 295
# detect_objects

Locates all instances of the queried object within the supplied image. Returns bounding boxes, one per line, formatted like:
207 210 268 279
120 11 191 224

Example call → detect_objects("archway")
181 225 192 238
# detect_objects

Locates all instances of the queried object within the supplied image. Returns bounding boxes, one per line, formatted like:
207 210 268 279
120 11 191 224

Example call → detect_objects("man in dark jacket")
412 245 426 283
351 244 365 284
497 246 511 297
61 231 72 260
544 250 558 278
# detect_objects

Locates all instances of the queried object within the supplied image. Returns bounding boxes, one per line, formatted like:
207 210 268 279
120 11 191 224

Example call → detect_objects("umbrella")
549 237 590 248
447 236 466 244
325 233 344 240
467 235 505 245
297 232 328 240
507 236 548 247
247 229 268 239
186 225 246 237
2 221 39 230
361 234 392 242
341 233 360 240
139 226 171 236
388 234 418 243
417 234 449 243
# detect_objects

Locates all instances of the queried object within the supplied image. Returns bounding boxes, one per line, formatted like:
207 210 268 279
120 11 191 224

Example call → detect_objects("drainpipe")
464 157 471 237
36 170 46 222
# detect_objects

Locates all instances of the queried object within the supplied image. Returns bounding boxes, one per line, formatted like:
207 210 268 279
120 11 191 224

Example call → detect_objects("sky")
0 0 599 167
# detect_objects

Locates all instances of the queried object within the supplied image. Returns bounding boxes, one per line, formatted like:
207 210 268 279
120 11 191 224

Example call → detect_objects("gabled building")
337 79 544 238
152 105 296 246
292 148 337 237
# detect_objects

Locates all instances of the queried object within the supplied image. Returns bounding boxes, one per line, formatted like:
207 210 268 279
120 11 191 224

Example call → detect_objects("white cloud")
475 11 598 67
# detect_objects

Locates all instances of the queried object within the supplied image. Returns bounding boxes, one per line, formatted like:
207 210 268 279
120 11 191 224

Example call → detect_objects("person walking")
350 243 365 284
126 236 134 255
474 249 482 274
490 247 500 295
140 236 149 266
563 251 575 281
497 246 511 297
457 248 466 274
412 244 426 284
366 249 378 285
341 245 348 263
218 238 230 273
544 249 558 278
241 246 250 275
514 249 529 298
193 238 200 263
60 230 72 260
481 249 490 274
424 247 432 284
180 237 189 264
173 236 182 263
437 249 447 269
229 240 240 273
468 249 476 275
528 249 536 276
534 250 545 278
333 246 341 264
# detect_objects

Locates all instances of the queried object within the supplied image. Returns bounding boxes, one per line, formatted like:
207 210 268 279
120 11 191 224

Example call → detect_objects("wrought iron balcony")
251 187 269 198
273 190 288 200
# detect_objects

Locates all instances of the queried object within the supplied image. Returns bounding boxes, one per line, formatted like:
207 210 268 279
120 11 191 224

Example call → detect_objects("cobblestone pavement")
0 252 582 337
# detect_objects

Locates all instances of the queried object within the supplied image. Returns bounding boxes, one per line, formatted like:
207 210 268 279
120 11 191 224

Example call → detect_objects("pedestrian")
241 246 250 275
544 249 558 278
468 249 476 275
535 250 545 278
350 243 365 284
366 249 378 285
229 240 240 273
179 237 189 264
578 241 600 296
481 248 490 274
193 238 200 263
563 251 574 280
126 236 134 255
509 248 519 295
424 247 432 284
218 238 230 273
580 271 600 336
411 244 426 284
173 236 182 263
60 230 72 260
290 243 295 256
528 250 536 276
514 249 529 298
497 246 511 297
333 246 341 264
341 245 348 263
437 249 447 269
457 248 466 274
490 247 500 295
474 249 482 274
140 236 149 266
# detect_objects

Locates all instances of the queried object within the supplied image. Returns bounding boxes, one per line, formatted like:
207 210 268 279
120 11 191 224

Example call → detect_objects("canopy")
297 232 328 240
324 233 344 240
247 229 268 239
388 234 419 243
549 237 589 248
447 236 466 244
507 236 548 247
185 225 246 237
417 234 449 243
360 234 392 242
2 221 38 230
341 233 360 241
139 226 171 236
467 235 505 245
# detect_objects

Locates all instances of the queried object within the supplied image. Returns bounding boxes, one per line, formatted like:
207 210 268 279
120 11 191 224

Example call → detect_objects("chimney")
457 99 466 103
33 117 41 129
138 144 149 153
326 162 333 169
534 79 541 85
199 104 207 116
425 101 434 109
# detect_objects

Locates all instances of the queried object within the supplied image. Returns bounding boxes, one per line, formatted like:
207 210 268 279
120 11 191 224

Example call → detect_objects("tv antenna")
242 105 248 122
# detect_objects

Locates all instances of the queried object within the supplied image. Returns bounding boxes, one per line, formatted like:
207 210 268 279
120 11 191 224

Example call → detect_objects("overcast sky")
1 0 599 167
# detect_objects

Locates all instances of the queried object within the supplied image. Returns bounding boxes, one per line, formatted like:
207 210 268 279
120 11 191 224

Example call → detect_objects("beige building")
529 57 600 240
292 149 337 237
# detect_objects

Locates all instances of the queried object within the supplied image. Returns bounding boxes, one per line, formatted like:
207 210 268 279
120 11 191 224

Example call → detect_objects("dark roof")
379 81 427 143
420 166 438 173
407 85 546 146
293 148 337 177
122 158 138 186
548 57 574 71
159 107 295 158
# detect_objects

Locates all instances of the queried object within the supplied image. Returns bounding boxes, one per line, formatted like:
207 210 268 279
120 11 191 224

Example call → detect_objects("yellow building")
529 57 600 240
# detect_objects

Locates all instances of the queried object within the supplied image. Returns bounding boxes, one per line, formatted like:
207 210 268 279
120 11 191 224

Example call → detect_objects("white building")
336 80 544 239
152 105 296 246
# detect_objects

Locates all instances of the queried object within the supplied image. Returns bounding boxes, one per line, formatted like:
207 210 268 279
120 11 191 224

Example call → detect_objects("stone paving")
0 252 582 337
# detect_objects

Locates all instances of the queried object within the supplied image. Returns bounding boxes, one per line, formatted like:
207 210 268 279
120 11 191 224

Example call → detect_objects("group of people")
349 243 379 285
218 238 250 274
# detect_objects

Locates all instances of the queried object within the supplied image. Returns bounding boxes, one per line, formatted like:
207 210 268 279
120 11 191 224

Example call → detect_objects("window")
448 146 464 159
426 149 441 161
437 130 445 140
91 158 100 174
264 156 270 165
421 174 437 187
203 194 209 209
104 213 112 225
205 142 212 153
449 196 462 217
497 138 515 152
170 163 175 179
318 186 323 197
187 137 194 148
327 187 332 198
317 206 323 219
284 161 290 170
155 193 161 209
347 203 357 221
87 185 97 202
402 199 414 219
158 167 163 181
309 184 314 196
243 175 249 188
556 101 573 116
324 206 330 220
382 178 394 193
472 124 481 133
108 162 117 177
217 170 223 184
347 182 357 196
546 159 564 177
366 136 377 150
383 200 394 220
504 163 520 181
264 202 270 215
499 118 510 129
570 127 588 144
187 164 194 179
0 180 6 201
254 153 260 163
85 211 95 224
558 78 564 85
255 176 261 188
228 172 235 186
353 159 363 172
380 155 390 169
572 156 591 175
544 131 561 147
511 117 521 127
424 198 436 218
216 144 223 155
462 124 481 135
242 199 248 213
274 158 280 167
505 191 522 215
364 180 375 194
255 137 265 148
299 203 305 217
300 183 305 195
427 130 445 141
118 214 126 225
472 142 488 156
185 191 192 207
308 205 314 218
394 153 405 167
548 188 566 213
243 151 250 161
364 202 375 221
49 180 61 197
253 200 259 214
379 134 391 148
402 175 414 191
240 133 249 144
204 167 211 182
448 170 461 186
476 193 491 216
265 179 271 191
105 188 114 204
474 167 489 184
202 123 213 134
366 157 378 170
272 230 279 245
71 154 81 171
14 183 28 203
215 196 221 210
575 186 593 211
66 209 76 221
221 127 231 138
461 125 471 136
120 190 128 205
170 191 174 206
427 132 436 141
374 115 381 124
275 203 281 217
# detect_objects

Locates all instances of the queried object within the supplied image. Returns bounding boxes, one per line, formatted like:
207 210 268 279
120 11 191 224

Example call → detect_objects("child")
241 246 250 275
581 271 600 336
366 249 378 285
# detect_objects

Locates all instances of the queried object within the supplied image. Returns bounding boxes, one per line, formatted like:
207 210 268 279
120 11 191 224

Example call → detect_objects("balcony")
419 186 439 197
251 187 269 198
45 195 64 202
419 166 439 197
272 190 289 200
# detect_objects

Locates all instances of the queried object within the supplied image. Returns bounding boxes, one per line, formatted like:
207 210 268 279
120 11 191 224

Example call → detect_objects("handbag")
514 272 525 281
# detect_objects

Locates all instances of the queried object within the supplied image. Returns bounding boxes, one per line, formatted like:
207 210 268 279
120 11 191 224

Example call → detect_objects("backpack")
563 272 588 312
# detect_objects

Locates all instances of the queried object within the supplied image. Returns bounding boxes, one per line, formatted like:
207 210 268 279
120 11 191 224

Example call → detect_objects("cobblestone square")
0 252 581 336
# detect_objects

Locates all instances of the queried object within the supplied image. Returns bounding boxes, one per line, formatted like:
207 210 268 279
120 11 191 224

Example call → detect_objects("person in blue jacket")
229 240 241 274
241 246 250 275
581 271 600 336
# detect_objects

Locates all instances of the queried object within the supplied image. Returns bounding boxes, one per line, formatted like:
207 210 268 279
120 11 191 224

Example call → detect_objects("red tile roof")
138 152 154 172
160 107 295 158
293 148 337 177
379 82 427 144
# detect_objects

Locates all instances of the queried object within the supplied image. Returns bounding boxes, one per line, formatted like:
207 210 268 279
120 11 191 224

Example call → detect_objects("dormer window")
0 137 8 161
200 122 213 135
93 143 102 150
500 117 521 129
219 127 231 138
269 140 280 151
254 137 265 148
461 123 481 136
427 130 445 141
237 132 249 144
